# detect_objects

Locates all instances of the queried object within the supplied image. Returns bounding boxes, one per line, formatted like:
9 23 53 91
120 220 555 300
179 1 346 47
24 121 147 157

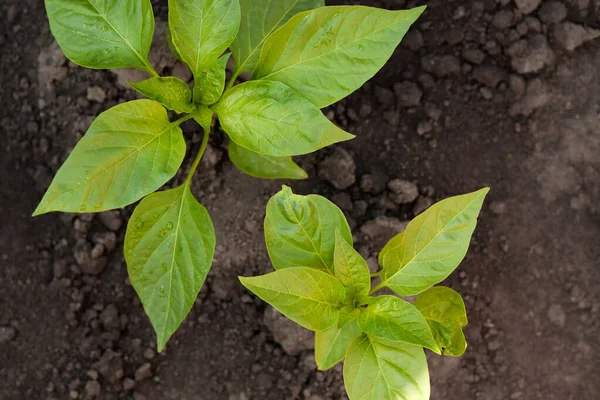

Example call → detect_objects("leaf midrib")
235 0 300 74
258 8 411 81
382 193 484 286
85 0 148 69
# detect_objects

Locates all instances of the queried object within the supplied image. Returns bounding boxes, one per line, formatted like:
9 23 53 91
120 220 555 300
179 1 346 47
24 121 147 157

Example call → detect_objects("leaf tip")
32 203 47 217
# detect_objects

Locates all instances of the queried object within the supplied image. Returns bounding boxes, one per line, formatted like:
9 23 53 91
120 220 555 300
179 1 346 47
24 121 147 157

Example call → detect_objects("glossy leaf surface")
125 184 216 351
129 77 194 113
45 0 155 71
239 267 345 331
253 6 425 108
380 188 489 296
264 186 352 273
197 53 230 105
231 0 325 73
344 335 430 400
357 296 440 353
315 319 361 370
34 100 185 215
415 286 468 356
333 230 370 302
169 0 240 77
215 80 353 157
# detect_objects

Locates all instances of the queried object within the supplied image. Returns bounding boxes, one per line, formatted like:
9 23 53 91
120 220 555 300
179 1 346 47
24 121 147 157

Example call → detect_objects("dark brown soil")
1 0 599 399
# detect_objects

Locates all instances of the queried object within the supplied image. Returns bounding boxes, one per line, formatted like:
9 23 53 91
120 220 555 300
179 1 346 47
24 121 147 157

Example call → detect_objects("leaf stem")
369 282 386 296
370 272 381 278
226 70 241 91
143 60 160 78
185 126 211 186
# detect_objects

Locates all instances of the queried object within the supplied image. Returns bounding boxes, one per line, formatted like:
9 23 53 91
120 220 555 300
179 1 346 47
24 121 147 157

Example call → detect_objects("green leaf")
193 105 214 132
315 319 362 371
333 230 370 302
228 141 307 180
214 80 353 157
357 296 440 353
129 77 194 114
264 186 352 273
196 53 231 106
343 335 430 400
33 100 185 215
415 286 468 356
168 0 240 89
380 188 489 296
45 0 155 72
167 28 183 62
239 267 345 331
231 0 325 74
253 5 425 108
378 231 404 266
125 184 216 351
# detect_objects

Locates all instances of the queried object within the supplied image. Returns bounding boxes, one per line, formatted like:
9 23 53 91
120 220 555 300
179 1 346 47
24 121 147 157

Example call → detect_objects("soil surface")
1 0 599 399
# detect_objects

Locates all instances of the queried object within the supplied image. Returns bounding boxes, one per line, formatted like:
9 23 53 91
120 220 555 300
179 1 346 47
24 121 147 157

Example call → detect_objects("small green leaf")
357 296 440 353
228 141 307 180
315 319 361 371
45 0 155 72
253 6 425 108
415 286 468 356
193 105 214 132
343 335 430 400
264 186 352 273
333 230 370 302
125 184 216 351
231 0 325 74
169 0 240 96
380 188 489 296
239 267 346 331
214 80 353 157
129 77 194 114
33 100 185 215
196 53 231 106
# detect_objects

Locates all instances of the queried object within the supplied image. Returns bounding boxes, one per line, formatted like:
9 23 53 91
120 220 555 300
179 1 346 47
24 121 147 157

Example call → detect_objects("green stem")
369 282 386 296
370 272 381 278
226 70 241 91
143 60 160 78
185 126 211 186
172 113 195 127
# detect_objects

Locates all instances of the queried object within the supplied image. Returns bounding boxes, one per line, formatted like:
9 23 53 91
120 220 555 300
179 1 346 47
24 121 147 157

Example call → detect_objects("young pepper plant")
241 186 489 400
35 0 424 351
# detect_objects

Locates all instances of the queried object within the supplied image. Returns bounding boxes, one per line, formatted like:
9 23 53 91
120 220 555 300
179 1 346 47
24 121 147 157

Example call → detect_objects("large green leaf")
214 80 353 157
33 100 185 215
169 0 240 99
228 141 307 180
315 318 362 371
239 267 345 331
380 188 489 296
344 335 430 400
333 230 370 303
357 296 440 353
415 286 468 357
253 6 425 108
129 77 194 114
264 186 352 273
197 53 230 106
231 0 325 74
45 0 155 72
125 184 215 351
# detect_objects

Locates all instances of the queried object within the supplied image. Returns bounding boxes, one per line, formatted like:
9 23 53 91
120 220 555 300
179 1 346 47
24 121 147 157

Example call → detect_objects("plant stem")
185 126 211 186
226 70 241 91
369 282 386 296
144 60 160 78
370 272 381 278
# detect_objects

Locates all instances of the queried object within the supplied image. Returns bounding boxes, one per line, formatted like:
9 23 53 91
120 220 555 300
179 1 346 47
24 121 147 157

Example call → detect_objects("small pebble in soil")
318 148 356 190
0 326 17 343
